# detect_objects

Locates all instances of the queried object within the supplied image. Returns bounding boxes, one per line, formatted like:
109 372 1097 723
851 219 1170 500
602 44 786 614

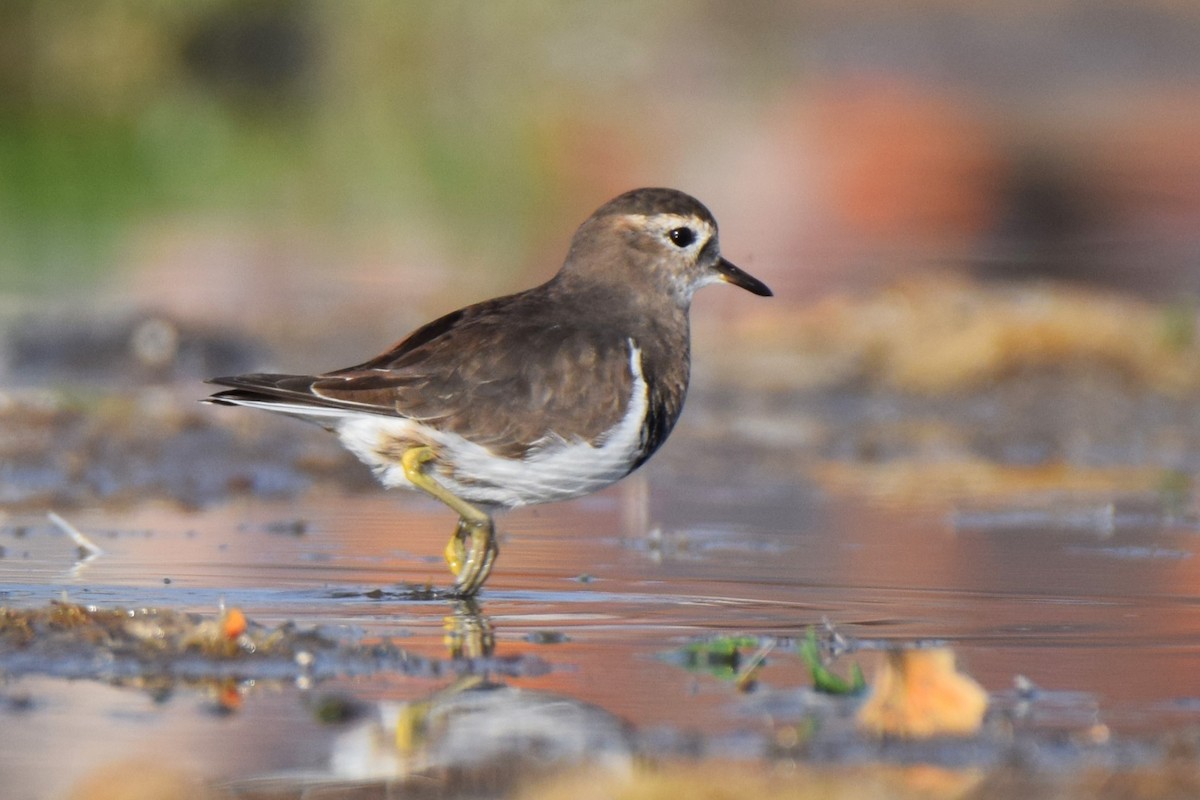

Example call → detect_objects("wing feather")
207 294 637 458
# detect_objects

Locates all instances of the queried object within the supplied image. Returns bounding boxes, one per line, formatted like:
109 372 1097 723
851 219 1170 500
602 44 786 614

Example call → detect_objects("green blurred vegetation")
0 2 666 291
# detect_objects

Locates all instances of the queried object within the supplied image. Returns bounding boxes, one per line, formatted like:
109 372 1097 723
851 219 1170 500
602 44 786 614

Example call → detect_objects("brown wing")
311 306 636 458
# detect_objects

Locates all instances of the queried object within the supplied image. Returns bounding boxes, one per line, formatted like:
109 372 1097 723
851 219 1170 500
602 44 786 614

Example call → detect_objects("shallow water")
2 449 1200 797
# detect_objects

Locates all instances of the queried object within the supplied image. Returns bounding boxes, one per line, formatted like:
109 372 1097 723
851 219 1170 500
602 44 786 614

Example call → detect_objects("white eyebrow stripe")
620 213 715 244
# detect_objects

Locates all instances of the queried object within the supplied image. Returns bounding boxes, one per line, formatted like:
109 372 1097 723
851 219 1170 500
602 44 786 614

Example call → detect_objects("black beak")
715 257 772 297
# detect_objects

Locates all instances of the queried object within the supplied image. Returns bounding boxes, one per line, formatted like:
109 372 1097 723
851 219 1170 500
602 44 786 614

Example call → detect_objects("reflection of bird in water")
330 677 633 782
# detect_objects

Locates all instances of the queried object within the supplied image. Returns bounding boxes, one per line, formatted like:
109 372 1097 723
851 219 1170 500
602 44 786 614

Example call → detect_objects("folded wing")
207 301 636 459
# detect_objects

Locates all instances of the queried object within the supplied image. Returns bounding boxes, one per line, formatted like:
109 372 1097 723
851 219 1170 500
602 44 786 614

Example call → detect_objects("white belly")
336 346 648 508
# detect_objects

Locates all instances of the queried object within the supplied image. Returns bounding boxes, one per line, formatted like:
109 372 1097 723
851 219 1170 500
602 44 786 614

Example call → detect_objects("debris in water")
856 648 988 738
47 511 105 558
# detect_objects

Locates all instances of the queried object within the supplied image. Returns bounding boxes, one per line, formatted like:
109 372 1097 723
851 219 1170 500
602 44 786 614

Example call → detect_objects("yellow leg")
444 526 467 577
401 446 499 595
400 447 490 524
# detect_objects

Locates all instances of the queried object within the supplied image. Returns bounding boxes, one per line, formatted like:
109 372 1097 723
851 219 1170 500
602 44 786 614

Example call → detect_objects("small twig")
734 639 775 692
48 511 106 558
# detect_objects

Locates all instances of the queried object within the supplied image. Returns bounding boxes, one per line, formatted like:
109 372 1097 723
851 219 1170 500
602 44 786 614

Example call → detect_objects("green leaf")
665 635 763 682
800 629 866 695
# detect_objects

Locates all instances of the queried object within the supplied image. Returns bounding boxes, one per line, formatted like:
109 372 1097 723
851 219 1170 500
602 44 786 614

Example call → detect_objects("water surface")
2 454 1198 797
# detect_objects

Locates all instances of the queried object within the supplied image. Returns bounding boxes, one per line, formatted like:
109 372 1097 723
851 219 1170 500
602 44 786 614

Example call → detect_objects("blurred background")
2 0 1200 365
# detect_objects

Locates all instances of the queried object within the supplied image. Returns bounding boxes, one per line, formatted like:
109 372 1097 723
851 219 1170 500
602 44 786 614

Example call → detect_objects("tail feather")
207 373 319 400
205 373 365 423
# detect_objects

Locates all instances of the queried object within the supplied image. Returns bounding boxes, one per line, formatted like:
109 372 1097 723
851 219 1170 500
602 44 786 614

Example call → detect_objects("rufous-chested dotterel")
206 187 772 595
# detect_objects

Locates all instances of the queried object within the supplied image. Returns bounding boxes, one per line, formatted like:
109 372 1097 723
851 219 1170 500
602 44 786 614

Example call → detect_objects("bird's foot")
447 517 498 597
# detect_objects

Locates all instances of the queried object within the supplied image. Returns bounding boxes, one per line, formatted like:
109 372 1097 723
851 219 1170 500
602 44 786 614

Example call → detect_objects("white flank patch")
335 343 649 508
212 398 360 422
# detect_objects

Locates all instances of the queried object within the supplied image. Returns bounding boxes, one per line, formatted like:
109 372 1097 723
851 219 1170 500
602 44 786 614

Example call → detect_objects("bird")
205 187 772 596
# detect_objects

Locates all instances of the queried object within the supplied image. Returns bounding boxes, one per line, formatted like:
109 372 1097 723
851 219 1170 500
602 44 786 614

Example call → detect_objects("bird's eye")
668 227 696 248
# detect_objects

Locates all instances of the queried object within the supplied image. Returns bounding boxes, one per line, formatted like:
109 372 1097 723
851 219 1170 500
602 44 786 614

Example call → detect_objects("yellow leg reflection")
394 674 486 755
443 598 495 660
